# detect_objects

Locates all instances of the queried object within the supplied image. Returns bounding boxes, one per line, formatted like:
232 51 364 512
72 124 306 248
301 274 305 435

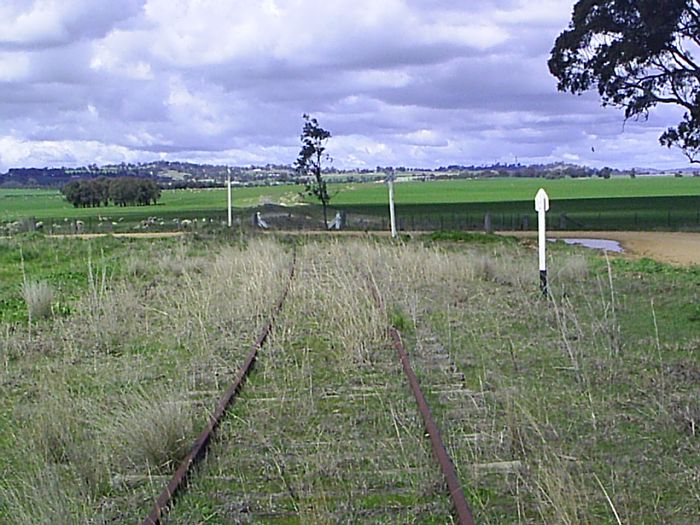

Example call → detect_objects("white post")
388 179 397 238
535 188 549 296
227 167 232 228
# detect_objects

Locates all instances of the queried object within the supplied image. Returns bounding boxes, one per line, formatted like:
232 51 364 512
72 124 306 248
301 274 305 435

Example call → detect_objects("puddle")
549 238 624 253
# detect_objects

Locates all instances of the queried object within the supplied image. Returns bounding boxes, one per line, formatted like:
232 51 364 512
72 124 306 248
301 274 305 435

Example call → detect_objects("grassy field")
332 176 700 205
1 176 700 231
0 185 304 222
333 177 700 231
0 232 697 523
342 195 700 231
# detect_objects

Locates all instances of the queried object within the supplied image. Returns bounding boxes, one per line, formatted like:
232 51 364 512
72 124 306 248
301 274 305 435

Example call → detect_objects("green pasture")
1 176 699 231
0 185 304 223
334 177 700 230
331 176 700 205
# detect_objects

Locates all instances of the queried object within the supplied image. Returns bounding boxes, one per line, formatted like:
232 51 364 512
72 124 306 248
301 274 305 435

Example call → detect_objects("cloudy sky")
0 0 692 172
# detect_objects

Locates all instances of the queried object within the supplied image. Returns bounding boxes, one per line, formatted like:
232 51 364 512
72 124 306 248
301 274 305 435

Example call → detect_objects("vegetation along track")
369 273 475 524
143 249 298 524
3 234 697 523
160 240 486 524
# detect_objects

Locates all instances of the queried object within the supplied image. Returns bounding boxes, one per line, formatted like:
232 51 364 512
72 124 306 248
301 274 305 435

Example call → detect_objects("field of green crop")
2 176 699 231
332 175 700 206
0 185 304 222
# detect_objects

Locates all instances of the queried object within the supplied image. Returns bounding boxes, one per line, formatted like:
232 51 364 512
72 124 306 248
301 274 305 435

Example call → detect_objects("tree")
61 180 82 207
94 176 110 206
62 177 161 207
549 1 700 162
295 114 332 228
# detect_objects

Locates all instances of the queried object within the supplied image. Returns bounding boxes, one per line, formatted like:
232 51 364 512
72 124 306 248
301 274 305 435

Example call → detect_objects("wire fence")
4 207 700 235
344 210 700 232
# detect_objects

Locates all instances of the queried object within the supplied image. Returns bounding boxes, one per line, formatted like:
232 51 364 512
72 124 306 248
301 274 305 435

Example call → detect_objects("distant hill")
1 160 693 189
0 161 297 189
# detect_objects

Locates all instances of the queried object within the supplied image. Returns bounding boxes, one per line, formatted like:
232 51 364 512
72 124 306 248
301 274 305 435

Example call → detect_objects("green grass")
332 176 700 205
0 234 698 523
0 235 291 523
0 185 305 222
3 177 700 232
332 177 700 231
338 195 700 231
0 234 135 323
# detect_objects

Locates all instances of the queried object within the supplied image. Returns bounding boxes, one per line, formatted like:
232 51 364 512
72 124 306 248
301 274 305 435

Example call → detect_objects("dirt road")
48 230 699 266
51 232 186 239
501 230 700 266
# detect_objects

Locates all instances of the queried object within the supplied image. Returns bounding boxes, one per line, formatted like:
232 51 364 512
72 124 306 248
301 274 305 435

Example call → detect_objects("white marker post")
388 178 397 238
227 167 232 228
535 188 549 297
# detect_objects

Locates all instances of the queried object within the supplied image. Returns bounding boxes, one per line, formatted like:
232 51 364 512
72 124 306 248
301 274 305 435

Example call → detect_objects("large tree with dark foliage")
295 114 332 228
549 1 700 162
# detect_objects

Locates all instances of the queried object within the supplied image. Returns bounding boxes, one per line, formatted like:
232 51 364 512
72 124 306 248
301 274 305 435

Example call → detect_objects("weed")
1 234 697 523
108 391 195 472
426 231 517 244
0 466 94 525
21 280 53 321
555 254 589 282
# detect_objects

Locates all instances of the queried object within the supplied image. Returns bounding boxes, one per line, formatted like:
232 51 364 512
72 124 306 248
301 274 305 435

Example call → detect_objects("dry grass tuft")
22 391 109 496
555 254 589 283
107 392 196 472
22 280 53 321
0 466 94 525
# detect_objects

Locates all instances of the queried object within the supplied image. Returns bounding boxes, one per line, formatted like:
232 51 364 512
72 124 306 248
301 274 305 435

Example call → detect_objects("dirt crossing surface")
51 232 186 239
500 230 700 266
50 229 699 266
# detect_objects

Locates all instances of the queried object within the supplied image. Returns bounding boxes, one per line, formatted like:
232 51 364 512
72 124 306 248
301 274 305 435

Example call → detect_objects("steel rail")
368 273 476 525
142 250 296 525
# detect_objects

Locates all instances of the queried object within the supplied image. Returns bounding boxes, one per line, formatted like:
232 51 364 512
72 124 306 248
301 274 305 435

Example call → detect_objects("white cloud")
0 0 143 48
0 0 694 171
0 135 139 172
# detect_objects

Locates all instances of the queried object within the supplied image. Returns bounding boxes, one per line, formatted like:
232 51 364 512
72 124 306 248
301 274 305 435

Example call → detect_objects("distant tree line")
61 177 161 207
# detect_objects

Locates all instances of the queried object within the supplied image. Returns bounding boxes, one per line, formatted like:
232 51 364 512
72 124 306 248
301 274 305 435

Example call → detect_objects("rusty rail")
389 327 476 525
142 251 296 525
368 272 476 525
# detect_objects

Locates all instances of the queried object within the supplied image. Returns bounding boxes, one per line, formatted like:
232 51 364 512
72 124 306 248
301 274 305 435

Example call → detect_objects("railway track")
142 246 477 524
143 250 297 525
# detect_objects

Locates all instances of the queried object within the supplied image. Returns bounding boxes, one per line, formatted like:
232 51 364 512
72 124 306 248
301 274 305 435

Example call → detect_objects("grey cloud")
0 0 144 50
0 0 693 171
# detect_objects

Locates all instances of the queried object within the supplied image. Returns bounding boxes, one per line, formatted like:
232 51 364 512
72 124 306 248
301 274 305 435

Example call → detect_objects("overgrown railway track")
143 248 476 524
143 250 297 525
369 274 476 525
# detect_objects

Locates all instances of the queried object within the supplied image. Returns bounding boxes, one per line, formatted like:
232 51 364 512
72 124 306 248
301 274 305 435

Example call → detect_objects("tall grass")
1 235 696 523
21 280 53 322
0 236 292 522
